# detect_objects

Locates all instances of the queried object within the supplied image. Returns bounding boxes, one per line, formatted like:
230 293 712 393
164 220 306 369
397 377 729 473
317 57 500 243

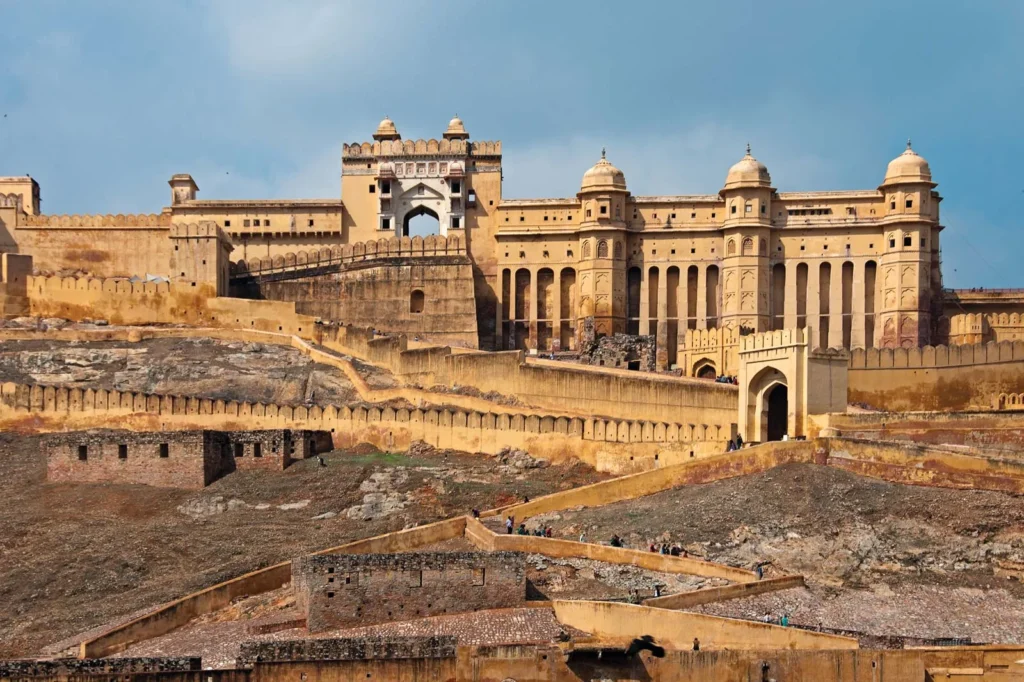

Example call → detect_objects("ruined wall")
847 342 1024 411
44 429 218 489
238 636 457 668
576 333 656 371
13 213 172 277
821 410 1024 450
294 552 526 631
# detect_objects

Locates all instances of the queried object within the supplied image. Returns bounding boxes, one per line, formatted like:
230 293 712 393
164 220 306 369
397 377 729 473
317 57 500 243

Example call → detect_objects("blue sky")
1 1 1022 287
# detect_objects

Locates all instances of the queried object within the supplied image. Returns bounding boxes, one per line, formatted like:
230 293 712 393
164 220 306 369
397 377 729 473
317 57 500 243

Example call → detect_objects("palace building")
0 117 1007 374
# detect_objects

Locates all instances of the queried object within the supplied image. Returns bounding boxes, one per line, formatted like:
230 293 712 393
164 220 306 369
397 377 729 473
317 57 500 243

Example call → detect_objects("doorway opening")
403 206 440 238
766 384 788 441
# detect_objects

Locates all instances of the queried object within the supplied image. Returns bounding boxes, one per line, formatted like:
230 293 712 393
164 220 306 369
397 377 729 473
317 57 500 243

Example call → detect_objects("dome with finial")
373 116 400 141
882 139 934 186
723 144 772 191
443 114 469 140
580 148 627 193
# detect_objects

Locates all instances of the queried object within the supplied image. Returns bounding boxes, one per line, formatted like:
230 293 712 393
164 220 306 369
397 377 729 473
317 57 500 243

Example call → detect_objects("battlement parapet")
231 234 466 279
739 328 808 353
342 139 501 159
169 221 229 242
0 381 729 446
21 213 171 228
26 274 172 296
681 327 740 350
849 340 1024 370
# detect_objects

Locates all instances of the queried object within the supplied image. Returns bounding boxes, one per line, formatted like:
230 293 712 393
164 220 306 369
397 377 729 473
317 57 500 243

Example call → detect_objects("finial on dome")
907 138 913 150
746 142 751 156
601 147 606 160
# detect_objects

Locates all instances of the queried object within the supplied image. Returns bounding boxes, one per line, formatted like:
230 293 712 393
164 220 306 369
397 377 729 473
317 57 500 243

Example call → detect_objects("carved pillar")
806 263 820 349
496 268 505 350
696 266 708 329
656 271 669 370
851 259 866 349
783 262 797 330
508 270 518 350
639 268 650 335
528 267 538 350
829 260 844 349
552 269 562 353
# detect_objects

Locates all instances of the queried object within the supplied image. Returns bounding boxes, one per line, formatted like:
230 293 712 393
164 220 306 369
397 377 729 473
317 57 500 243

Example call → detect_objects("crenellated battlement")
27 274 171 296
739 328 808 352
849 340 1024 370
168 220 228 241
21 213 171 229
342 139 501 159
231 234 466 278
681 327 741 350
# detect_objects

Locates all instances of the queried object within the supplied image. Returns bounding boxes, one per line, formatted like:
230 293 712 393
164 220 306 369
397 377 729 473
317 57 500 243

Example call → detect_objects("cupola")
580 149 627 193
372 116 401 141
722 144 772 191
443 115 469 140
881 140 935 187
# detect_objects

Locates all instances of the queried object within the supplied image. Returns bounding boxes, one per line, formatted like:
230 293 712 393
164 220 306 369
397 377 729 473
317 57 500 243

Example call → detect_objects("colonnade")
496 258 883 359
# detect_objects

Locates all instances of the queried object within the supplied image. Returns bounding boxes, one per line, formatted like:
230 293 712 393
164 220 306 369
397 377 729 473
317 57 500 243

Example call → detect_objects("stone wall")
237 636 456 668
43 428 329 488
44 429 218 489
0 657 200 678
293 552 526 632
576 332 656 371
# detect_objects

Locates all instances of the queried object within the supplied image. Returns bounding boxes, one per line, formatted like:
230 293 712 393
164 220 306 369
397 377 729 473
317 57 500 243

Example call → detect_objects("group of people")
503 515 553 537
762 612 790 627
714 375 739 384
725 434 745 451
648 542 688 558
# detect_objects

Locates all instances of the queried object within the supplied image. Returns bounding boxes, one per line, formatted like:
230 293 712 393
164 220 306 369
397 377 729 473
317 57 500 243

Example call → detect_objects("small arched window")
582 240 592 259
597 240 609 258
615 241 623 258
727 239 736 256
410 289 425 313
742 237 754 255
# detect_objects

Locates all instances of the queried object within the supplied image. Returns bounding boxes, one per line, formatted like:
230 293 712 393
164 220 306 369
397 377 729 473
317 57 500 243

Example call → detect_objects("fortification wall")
241 260 479 348
819 410 1024 450
14 213 172 277
551 600 857 651
847 341 1024 411
642 575 805 609
0 382 728 474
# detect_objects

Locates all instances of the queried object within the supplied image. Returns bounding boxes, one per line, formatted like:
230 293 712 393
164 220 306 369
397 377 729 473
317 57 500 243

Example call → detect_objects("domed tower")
576 149 629 339
877 141 940 348
372 116 401 141
443 115 469 140
719 145 774 333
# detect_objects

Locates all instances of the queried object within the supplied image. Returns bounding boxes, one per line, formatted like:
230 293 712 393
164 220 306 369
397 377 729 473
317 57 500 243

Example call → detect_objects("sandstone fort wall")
847 341 1024 411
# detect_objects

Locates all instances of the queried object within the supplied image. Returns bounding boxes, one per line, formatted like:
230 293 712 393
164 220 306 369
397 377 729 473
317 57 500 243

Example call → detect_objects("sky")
1 0 1022 287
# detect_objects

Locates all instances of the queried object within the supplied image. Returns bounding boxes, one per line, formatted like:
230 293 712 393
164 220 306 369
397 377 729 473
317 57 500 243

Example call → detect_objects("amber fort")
3 117 1024 682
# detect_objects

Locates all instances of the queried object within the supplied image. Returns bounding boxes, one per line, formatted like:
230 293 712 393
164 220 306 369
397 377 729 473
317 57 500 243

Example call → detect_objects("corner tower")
719 145 773 333
576 150 629 341
877 141 939 348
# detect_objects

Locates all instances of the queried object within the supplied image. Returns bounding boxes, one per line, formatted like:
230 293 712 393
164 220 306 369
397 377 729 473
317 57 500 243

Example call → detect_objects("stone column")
508 269 518 350
851 259 866 349
552 269 563 352
696 266 708 329
656 272 669 369
829 260 844 349
783 262 797 330
639 268 650 335
680 269 691 331
496 268 505 350
528 267 538 351
806 262 820 349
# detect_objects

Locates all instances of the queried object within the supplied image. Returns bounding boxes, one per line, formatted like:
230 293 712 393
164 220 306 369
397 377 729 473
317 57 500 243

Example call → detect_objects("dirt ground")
529 462 1024 642
0 436 605 658
0 337 397 406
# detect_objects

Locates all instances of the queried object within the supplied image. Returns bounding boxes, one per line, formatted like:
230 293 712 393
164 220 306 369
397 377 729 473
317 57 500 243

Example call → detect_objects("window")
119 444 128 459
369 184 376 193
600 205 607 215
327 592 335 599
467 189 477 206
671 213 676 219
235 443 244 458
543 250 549 258
567 215 572 221
308 219 314 227
691 212 696 218
889 238 896 248
761 204 766 214
381 217 391 230
381 181 391 194
711 212 716 218
731 205 737 214
745 203 752 213
903 236 912 247
472 568 486 586
890 200 896 210
543 216 548 221
451 181 461 194
690 248 695 254
408 570 423 587
411 289 425 313
846 207 856 216
159 443 169 458
567 249 573 257
224 220 231 227
451 216 461 229
905 199 913 209
586 209 592 218
253 443 262 458
243 219 251 227
78 445 88 461
520 216 525 222
800 245 806 251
